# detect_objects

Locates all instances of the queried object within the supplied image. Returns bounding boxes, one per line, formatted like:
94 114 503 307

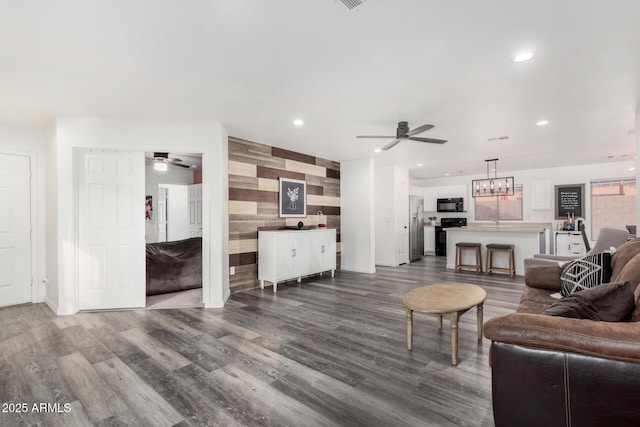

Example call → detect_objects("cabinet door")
423 187 438 212
425 227 436 255
275 234 298 280
531 180 551 210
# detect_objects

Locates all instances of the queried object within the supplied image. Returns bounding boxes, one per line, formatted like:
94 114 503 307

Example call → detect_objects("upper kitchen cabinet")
531 180 552 210
437 185 468 199
423 187 438 211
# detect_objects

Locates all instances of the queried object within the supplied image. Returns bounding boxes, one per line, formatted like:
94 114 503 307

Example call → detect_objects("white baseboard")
340 265 376 274
44 296 59 315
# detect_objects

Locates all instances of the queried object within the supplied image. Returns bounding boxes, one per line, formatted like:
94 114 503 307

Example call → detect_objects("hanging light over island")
472 158 515 197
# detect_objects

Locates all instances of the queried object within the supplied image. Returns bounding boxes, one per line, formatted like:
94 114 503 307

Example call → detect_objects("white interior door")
157 187 168 242
0 154 31 307
78 150 145 310
165 184 189 241
188 183 203 237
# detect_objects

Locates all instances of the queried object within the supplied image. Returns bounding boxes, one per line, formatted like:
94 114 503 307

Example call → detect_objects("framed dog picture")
279 178 306 217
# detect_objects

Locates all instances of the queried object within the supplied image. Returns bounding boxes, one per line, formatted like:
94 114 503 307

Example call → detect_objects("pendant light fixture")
472 158 514 197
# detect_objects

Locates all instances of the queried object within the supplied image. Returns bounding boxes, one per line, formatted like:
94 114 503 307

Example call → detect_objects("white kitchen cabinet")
423 187 438 212
437 185 467 199
424 225 436 255
555 231 585 256
258 229 336 292
531 180 551 210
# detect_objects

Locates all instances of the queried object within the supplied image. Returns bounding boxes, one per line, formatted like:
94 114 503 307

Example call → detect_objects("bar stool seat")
455 242 482 274
486 243 515 277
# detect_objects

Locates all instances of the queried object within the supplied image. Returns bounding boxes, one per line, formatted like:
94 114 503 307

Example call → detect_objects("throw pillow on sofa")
543 281 635 321
560 252 612 297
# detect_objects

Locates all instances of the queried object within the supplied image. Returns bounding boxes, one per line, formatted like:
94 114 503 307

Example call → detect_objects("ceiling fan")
148 152 193 169
357 121 447 150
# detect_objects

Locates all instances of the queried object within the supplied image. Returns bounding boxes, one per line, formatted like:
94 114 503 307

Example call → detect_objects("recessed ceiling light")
374 148 382 153
536 120 549 126
293 119 304 126
417 163 423 167
513 50 534 63
629 167 636 172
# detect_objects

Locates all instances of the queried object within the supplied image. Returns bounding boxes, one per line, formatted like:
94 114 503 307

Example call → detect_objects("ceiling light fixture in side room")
374 148 382 153
472 158 514 198
153 162 168 172
293 119 304 126
513 50 534 62
536 120 549 126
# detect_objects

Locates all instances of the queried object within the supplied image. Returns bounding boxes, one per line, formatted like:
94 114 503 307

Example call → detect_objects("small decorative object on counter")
297 221 304 229
428 216 437 226
317 211 326 228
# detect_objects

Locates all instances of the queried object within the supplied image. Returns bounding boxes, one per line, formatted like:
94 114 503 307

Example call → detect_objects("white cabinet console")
258 229 336 292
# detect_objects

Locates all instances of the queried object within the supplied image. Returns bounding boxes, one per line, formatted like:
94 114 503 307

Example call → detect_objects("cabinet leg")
273 282 277 293
331 270 335 278
297 277 301 283
260 280 264 289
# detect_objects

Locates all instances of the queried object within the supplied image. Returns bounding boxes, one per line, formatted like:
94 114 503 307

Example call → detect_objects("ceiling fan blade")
405 124 434 137
408 136 447 144
356 135 397 138
381 139 402 150
170 161 192 168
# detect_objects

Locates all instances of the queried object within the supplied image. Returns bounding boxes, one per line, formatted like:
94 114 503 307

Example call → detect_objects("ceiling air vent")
339 0 368 10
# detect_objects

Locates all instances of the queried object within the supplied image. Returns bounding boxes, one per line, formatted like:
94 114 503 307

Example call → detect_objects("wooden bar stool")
486 243 515 277
455 242 482 274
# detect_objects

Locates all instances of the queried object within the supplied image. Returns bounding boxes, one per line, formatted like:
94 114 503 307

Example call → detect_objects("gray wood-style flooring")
0 257 524 427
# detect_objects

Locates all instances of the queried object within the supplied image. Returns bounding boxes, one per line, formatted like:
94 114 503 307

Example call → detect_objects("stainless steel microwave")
437 197 464 212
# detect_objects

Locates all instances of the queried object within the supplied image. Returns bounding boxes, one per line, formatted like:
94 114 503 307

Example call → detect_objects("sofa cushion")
517 286 558 314
543 281 636 322
560 252 611 297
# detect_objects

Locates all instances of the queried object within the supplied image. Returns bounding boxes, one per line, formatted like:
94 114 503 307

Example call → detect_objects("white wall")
53 116 229 314
340 158 376 274
413 160 636 236
0 126 47 306
145 164 194 242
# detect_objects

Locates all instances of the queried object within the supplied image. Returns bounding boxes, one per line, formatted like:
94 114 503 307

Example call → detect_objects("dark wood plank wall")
228 137 341 293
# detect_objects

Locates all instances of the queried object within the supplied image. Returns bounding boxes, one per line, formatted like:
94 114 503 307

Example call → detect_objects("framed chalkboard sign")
555 184 585 219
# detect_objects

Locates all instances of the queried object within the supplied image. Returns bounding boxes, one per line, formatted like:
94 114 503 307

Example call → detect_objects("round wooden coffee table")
403 282 487 366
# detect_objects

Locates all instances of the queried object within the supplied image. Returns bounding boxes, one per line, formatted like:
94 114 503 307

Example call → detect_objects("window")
591 178 636 240
475 185 523 221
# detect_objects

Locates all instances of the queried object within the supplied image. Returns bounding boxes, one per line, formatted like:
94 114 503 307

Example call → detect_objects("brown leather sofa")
484 238 640 427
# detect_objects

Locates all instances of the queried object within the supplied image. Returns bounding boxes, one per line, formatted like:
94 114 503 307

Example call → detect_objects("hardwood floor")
0 257 524 427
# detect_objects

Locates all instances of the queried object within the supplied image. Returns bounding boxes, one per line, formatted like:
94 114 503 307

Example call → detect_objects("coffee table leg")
450 312 459 366
406 308 413 351
477 302 484 341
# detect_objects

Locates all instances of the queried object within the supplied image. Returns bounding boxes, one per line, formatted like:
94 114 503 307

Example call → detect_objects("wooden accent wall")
228 136 341 293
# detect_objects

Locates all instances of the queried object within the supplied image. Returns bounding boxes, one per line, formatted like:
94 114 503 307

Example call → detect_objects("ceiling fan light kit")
472 158 514 198
356 121 447 150
150 152 194 169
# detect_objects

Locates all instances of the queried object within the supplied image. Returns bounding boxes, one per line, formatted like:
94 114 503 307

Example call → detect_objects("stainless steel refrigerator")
409 195 425 262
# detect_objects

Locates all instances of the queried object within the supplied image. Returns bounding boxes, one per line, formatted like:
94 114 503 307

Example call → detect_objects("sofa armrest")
524 265 562 291
484 313 640 364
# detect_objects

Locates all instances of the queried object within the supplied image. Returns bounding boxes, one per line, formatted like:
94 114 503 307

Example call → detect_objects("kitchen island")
445 223 551 276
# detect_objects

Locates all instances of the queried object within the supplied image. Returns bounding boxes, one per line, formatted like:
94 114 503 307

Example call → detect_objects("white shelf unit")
555 231 586 256
258 229 336 292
